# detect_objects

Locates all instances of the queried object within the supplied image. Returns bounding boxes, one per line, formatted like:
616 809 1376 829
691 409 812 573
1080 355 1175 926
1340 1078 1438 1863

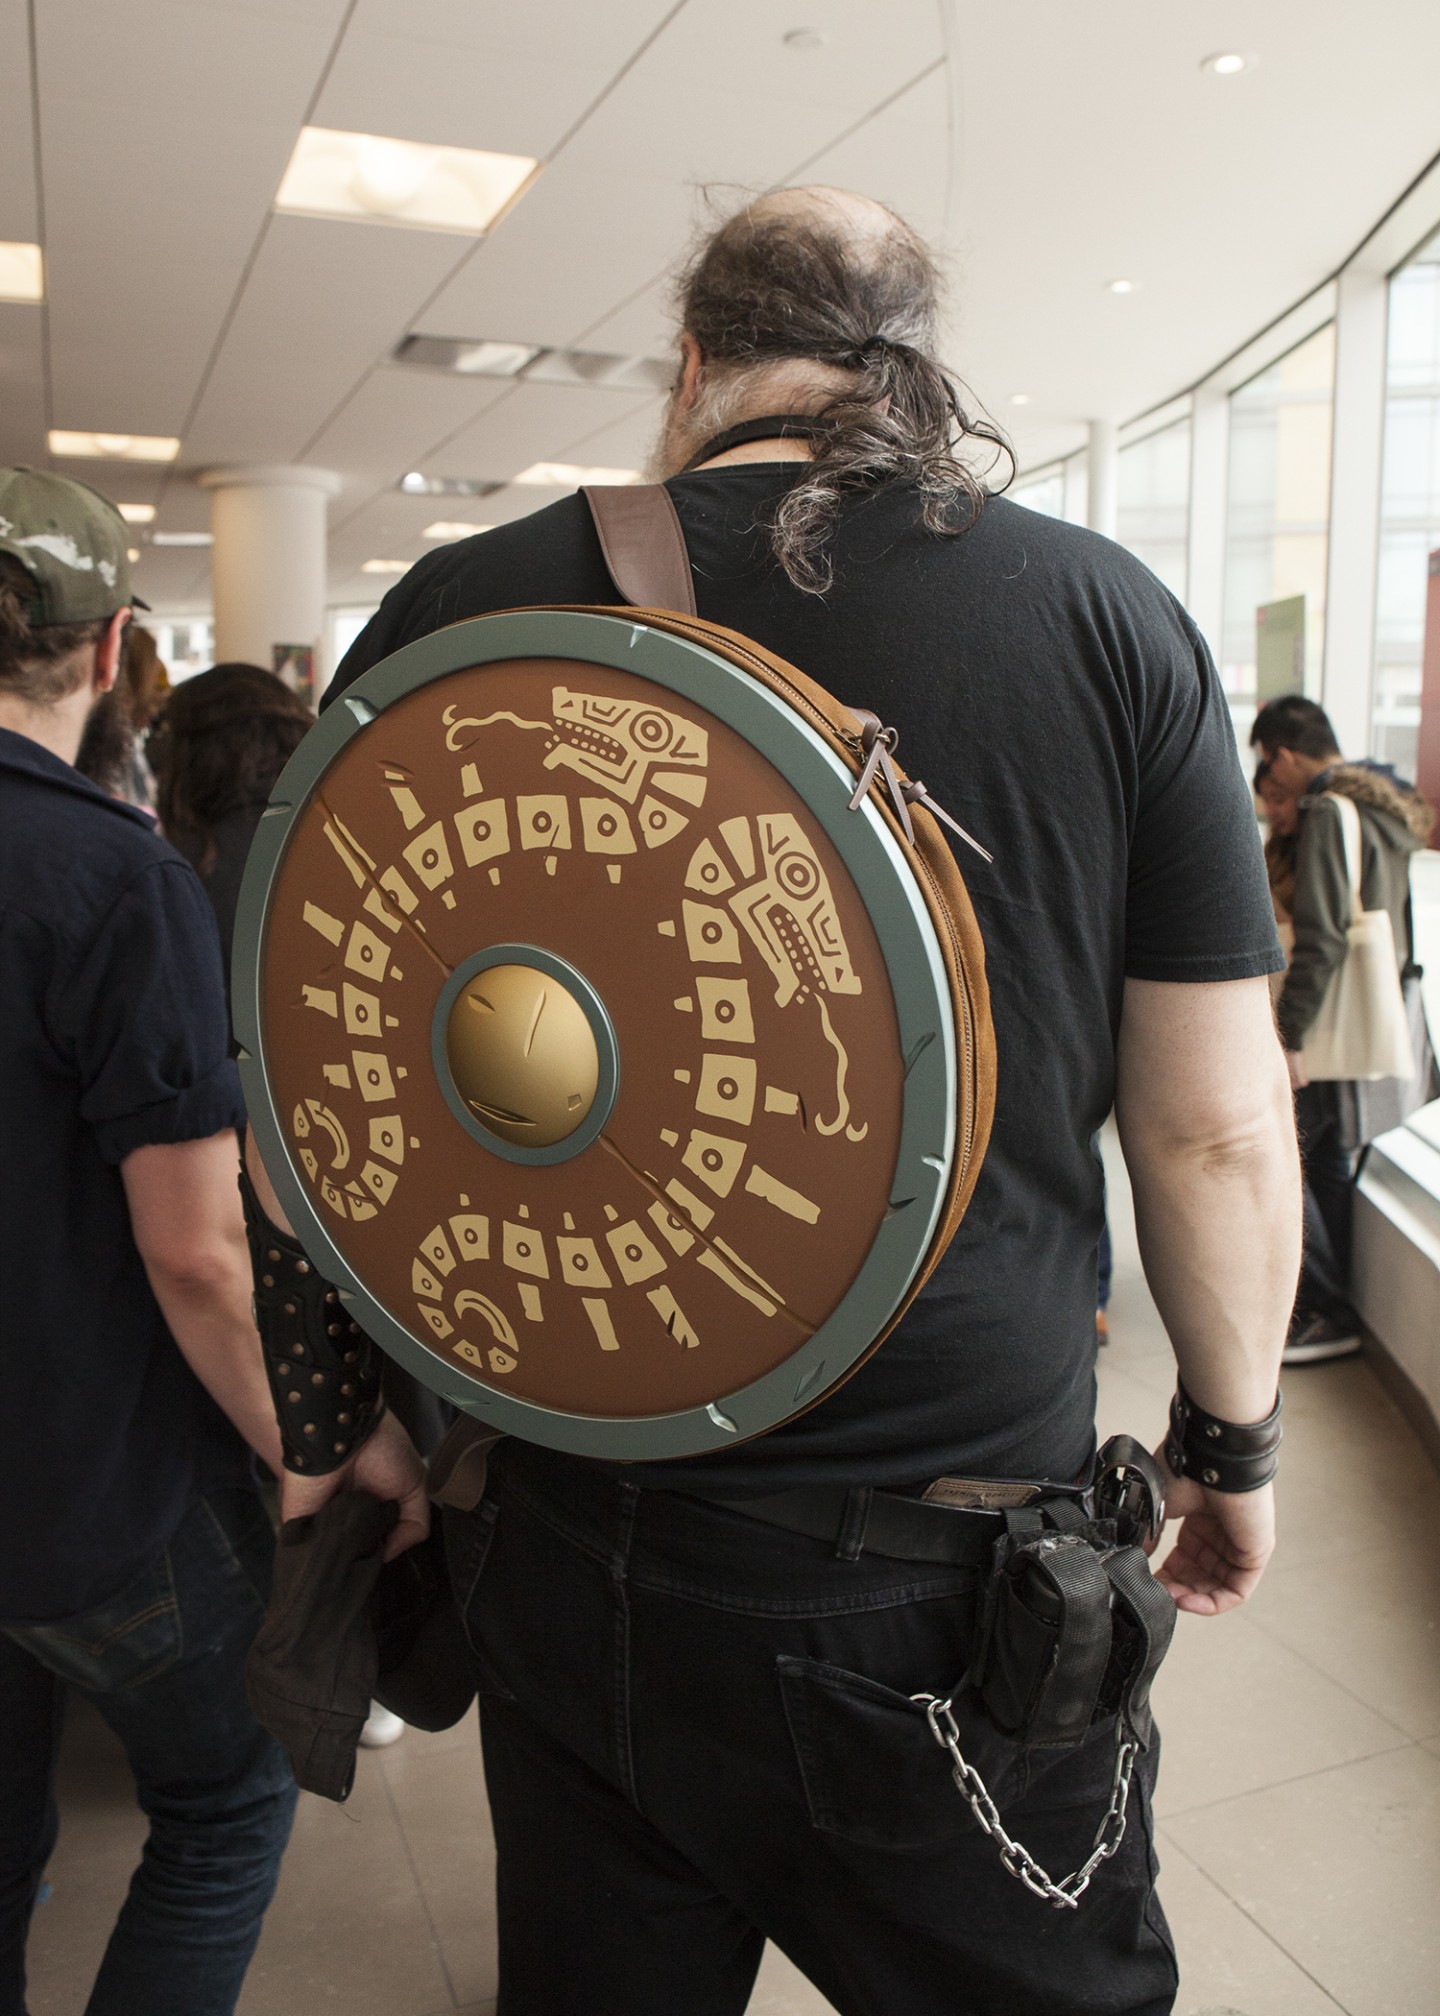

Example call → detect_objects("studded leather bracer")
240 1165 385 1475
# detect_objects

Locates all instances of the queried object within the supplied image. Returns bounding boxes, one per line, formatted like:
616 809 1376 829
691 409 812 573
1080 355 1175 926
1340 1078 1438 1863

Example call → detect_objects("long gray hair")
673 194 1012 593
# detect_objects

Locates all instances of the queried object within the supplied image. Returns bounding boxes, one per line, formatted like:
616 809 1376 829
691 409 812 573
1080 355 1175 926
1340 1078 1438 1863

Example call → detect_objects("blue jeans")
456 1441 1177 2016
0 1486 298 2016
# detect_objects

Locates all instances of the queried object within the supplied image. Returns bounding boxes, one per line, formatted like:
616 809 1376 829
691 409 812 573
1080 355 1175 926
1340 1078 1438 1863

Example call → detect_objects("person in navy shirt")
0 469 295 2016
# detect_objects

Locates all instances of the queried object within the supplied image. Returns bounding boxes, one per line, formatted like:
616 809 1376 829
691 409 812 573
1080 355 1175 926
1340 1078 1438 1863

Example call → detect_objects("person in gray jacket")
1251 694 1435 1361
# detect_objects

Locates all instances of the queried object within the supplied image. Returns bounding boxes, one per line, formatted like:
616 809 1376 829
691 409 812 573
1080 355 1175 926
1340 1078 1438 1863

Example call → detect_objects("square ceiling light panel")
0 243 44 302
48 432 180 461
276 128 538 235
424 521 492 539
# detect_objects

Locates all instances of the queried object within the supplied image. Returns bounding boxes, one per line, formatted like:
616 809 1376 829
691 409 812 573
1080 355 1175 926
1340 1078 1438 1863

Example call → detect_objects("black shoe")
1284 1313 1362 1365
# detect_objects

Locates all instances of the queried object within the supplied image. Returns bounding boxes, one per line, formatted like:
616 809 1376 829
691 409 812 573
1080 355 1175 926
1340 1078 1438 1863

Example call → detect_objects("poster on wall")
273 643 316 707
1256 595 1306 702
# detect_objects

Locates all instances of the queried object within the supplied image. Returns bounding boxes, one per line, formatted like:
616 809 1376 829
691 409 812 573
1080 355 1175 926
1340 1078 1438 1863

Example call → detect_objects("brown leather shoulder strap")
582 483 697 617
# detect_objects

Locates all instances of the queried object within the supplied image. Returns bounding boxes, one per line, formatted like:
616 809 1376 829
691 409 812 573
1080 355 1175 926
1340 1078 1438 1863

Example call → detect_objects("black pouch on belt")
921 1438 1176 1827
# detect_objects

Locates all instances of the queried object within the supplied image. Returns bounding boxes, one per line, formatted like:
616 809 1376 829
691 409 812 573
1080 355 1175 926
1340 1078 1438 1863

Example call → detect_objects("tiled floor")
24 1131 1440 2015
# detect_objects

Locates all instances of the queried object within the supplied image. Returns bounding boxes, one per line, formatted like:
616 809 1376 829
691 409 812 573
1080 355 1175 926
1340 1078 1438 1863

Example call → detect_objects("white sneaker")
358 1702 406 1748
1283 1315 1362 1365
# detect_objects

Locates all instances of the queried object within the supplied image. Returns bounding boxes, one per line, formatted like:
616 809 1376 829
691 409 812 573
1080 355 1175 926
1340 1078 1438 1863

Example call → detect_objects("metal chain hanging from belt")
911 1693 1139 1909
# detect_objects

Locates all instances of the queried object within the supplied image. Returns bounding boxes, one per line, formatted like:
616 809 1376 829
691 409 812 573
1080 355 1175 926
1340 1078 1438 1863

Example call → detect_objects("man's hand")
278 1409 431 1562
1152 1449 1275 1615
1285 1049 1308 1091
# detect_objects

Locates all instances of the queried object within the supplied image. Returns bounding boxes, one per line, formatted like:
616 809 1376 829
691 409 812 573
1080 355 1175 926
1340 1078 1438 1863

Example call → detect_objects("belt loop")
835 1486 872 1561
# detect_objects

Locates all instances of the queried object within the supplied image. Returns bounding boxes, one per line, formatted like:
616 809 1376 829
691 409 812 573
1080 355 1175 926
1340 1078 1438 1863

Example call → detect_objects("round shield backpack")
233 484 996 1461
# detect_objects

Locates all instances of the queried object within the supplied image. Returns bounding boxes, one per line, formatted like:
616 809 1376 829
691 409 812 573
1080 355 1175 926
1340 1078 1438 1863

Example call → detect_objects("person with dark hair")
249 188 1299 2014
1251 694 1436 1361
0 469 296 2015
148 662 314 1004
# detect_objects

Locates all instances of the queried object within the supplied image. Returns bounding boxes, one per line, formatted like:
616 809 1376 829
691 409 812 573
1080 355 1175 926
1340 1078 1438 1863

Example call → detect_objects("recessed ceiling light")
1105 279 1138 295
118 502 156 523
49 430 180 462
783 28 827 51
392 332 672 392
513 463 642 488
398 471 502 498
394 334 543 377
361 558 410 574
423 520 492 540
0 243 44 303
1010 393 1031 406
126 547 141 564
276 127 538 236
151 531 213 547
1201 50 1248 75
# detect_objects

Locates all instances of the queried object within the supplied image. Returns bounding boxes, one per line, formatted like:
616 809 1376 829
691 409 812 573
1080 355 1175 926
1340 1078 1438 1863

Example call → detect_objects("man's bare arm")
123 1131 285 1476
1115 975 1300 1615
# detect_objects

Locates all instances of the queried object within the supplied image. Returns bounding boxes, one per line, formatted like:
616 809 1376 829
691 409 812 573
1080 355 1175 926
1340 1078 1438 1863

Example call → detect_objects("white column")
1323 265 1389 756
1186 381 1230 661
198 465 341 681
1086 419 1118 539
1061 453 1089 528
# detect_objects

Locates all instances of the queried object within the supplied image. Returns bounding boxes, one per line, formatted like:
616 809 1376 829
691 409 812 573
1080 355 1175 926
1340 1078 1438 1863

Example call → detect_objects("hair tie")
851 335 891 366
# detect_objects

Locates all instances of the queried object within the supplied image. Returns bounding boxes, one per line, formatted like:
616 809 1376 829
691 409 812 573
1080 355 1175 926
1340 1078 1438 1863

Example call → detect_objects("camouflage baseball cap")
0 466 148 624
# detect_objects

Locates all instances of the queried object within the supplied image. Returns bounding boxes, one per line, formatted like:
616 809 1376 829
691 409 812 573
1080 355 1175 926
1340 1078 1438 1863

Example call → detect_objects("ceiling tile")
415 378 651 486
183 214 468 467
303 367 513 490
312 30 616 160
0 304 48 468
0 6 38 244
416 162 699 349
638 0 942 113
345 0 678 71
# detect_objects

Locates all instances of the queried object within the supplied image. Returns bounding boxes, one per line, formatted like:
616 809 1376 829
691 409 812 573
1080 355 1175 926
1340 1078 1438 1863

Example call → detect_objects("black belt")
672 1482 1083 1568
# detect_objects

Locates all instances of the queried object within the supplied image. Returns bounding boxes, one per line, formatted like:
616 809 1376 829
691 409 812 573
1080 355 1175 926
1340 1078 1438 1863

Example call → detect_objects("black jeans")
1294 1082 1357 1323
450 1442 1177 2016
0 1488 298 2016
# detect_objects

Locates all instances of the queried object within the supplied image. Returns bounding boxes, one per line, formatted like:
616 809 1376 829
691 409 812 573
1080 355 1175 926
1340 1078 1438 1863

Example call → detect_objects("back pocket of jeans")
778 1654 998 1851
30 1557 182 1693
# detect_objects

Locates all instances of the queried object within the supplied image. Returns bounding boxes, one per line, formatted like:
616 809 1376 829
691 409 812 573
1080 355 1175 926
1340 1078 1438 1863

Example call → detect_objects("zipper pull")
847 710 914 844
847 710 994 862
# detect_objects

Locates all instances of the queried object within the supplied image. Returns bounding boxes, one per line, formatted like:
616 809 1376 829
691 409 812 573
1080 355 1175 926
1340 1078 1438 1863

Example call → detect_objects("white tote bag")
1301 794 1414 1082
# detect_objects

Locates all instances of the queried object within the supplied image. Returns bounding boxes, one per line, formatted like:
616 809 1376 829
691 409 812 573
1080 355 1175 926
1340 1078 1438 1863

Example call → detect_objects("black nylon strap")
1035 1544 1114 1746
1102 1545 1176 1749
680 413 828 471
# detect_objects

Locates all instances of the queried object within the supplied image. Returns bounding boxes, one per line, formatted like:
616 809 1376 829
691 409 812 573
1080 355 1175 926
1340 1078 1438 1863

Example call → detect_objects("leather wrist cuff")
240 1166 385 1476
1164 1382 1282 1494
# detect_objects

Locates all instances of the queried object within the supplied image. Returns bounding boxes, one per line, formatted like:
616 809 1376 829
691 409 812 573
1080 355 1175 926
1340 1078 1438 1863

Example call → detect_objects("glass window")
152 618 214 683
1009 466 1064 518
330 605 381 671
1220 323 1336 736
1117 418 1190 600
1373 227 1440 774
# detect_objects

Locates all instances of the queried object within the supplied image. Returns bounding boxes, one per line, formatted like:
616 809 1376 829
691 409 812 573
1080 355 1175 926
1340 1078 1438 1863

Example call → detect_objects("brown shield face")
256 650 910 1425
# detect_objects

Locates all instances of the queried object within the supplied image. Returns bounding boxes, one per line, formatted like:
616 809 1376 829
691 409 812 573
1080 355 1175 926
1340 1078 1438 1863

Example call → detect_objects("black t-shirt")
327 471 1281 1491
0 729 247 1622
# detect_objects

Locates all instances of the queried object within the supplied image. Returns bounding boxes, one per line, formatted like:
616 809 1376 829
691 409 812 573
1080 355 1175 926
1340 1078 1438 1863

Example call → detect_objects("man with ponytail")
312 188 1297 2013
